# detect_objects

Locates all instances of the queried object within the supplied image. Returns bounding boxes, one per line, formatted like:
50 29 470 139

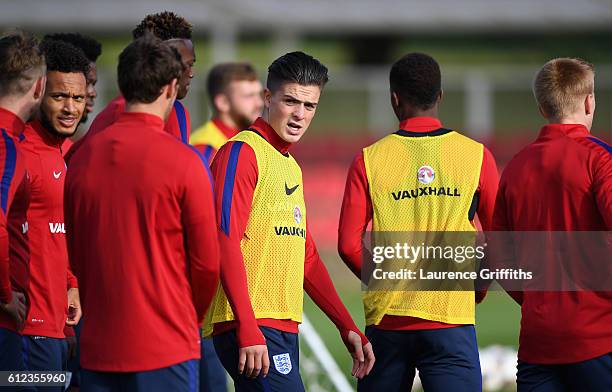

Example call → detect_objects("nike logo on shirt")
285 183 299 196
53 171 61 179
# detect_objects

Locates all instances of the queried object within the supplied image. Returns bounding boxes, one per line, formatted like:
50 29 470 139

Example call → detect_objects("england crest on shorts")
273 353 292 375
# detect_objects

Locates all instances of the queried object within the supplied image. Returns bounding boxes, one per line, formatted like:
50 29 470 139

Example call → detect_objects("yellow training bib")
362 129 483 326
204 130 306 336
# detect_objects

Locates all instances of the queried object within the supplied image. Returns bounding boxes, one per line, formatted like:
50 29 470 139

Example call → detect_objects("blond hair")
533 58 594 119
0 31 46 96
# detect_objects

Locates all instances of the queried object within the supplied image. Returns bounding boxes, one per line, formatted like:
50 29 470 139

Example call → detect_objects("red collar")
399 117 443 133
538 123 589 139
26 119 64 148
212 118 239 139
0 107 26 137
250 117 291 154
116 111 165 128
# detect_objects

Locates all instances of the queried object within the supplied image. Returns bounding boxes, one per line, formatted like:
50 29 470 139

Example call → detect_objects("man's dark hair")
118 34 184 103
207 62 258 104
40 39 90 76
44 33 102 63
132 11 192 40
390 53 441 110
267 51 328 92
0 31 45 96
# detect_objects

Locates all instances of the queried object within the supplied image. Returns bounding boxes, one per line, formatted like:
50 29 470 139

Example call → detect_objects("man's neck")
215 112 239 131
0 97 30 123
398 106 438 122
125 102 165 121
548 115 590 131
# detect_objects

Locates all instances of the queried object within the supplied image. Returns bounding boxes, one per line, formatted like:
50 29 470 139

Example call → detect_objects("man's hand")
0 291 26 330
238 344 269 379
345 330 375 379
66 288 82 326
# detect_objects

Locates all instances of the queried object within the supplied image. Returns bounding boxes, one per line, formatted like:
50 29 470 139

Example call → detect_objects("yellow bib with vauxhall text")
204 130 306 336
362 130 483 326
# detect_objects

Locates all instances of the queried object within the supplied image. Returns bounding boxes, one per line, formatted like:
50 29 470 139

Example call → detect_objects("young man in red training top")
208 51 374 391
338 52 499 392
19 39 87 385
65 35 220 392
44 32 102 153
66 11 197 162
190 62 263 163
493 58 611 392
0 31 45 375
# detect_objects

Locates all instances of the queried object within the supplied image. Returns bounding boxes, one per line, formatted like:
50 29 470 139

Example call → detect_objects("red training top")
19 120 77 338
0 108 31 333
493 123 611 364
338 117 499 330
210 117 367 348
65 111 220 372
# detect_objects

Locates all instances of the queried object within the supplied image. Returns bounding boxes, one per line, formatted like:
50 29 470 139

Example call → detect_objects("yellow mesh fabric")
204 131 306 337
189 120 229 150
362 131 483 326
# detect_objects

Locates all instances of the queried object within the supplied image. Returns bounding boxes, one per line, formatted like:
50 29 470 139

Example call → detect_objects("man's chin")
54 126 78 138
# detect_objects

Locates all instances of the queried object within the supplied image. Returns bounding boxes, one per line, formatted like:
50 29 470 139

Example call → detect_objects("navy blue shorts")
213 327 304 392
81 359 199 392
0 327 26 372
518 353 612 392
199 337 227 392
358 325 482 392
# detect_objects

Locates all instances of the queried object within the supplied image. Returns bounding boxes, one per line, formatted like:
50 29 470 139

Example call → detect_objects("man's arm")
211 141 264 347
305 224 374 378
591 142 612 228
474 146 500 303
475 147 500 231
211 141 270 378
338 152 372 279
0 215 10 304
182 149 221 323
488 177 523 305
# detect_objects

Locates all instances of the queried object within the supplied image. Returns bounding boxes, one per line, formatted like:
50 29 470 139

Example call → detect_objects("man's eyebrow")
282 94 318 106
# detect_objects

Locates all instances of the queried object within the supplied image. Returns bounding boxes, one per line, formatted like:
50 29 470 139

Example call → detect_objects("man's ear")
585 94 595 115
33 75 46 99
537 104 548 119
263 88 272 108
437 89 443 105
166 78 179 99
214 94 230 114
390 91 400 110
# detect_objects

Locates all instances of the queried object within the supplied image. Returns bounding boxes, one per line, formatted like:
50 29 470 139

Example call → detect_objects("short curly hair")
132 11 192 41
40 39 90 76
44 32 102 63
390 53 441 111
0 31 46 95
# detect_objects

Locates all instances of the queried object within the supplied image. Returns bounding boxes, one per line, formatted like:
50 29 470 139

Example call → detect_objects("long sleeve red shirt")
338 117 499 330
65 96 191 162
65 111 220 372
493 123 611 364
210 117 367 348
17 120 76 339
0 108 31 333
